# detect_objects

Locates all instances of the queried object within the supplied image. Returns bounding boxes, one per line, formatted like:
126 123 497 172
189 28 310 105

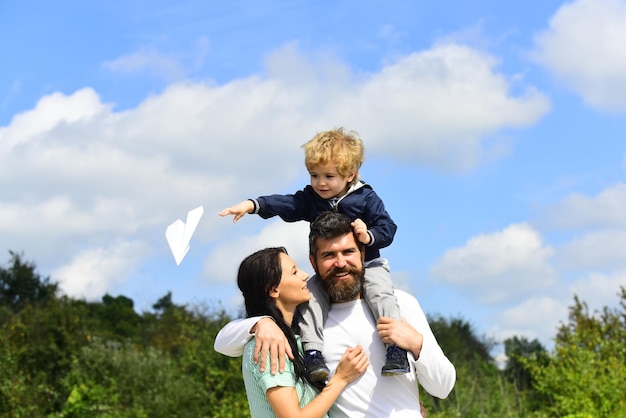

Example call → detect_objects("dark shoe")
381 344 410 376
304 350 330 384
308 376 328 392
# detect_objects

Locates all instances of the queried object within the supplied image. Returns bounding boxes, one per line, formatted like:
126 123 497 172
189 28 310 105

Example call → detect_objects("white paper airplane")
165 206 204 265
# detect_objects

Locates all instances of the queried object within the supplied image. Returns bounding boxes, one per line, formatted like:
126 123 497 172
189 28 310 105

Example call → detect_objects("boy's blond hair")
302 128 364 187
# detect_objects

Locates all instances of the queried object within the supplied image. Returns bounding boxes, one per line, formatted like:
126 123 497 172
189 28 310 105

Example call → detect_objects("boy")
219 128 408 387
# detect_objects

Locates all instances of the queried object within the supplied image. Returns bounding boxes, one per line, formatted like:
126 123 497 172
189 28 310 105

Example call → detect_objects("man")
214 211 455 417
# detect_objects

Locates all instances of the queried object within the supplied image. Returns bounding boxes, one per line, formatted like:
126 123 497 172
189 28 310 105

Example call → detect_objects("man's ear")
309 254 317 273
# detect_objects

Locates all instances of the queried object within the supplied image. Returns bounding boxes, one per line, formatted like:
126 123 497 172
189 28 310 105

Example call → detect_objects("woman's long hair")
237 247 306 380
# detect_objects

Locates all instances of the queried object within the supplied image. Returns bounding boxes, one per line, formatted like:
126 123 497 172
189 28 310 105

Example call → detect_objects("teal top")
242 335 325 418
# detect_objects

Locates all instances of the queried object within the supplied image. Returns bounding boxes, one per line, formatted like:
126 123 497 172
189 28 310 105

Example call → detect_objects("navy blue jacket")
255 181 396 261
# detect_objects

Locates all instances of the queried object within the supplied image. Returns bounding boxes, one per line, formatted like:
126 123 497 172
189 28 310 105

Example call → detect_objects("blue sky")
2 0 626 355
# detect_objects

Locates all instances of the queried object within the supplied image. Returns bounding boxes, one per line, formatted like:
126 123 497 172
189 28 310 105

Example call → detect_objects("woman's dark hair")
237 247 305 380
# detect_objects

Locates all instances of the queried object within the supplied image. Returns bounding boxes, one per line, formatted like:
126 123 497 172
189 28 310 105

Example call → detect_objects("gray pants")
297 259 401 352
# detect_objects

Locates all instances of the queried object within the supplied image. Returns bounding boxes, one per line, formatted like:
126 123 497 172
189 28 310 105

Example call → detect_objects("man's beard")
320 265 364 302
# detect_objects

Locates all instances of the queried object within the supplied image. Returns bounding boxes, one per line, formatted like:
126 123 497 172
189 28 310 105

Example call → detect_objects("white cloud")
488 270 626 350
0 43 548 303
490 295 568 347
568 270 626 312
103 48 185 81
431 223 557 304
544 183 626 230
320 43 549 171
0 88 108 149
532 0 626 112
54 240 151 300
555 229 626 271
203 220 310 284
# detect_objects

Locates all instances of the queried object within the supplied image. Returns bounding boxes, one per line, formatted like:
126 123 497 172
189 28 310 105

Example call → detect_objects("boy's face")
308 162 355 200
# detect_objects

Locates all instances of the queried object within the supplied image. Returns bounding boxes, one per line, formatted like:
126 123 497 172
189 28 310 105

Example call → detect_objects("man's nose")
334 255 347 267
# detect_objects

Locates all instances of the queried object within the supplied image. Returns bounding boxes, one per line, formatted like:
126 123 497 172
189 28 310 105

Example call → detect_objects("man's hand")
251 317 294 374
351 218 371 245
376 317 424 359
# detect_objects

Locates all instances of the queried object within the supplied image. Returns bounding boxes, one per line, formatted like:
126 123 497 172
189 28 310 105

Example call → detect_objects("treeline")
1 251 625 417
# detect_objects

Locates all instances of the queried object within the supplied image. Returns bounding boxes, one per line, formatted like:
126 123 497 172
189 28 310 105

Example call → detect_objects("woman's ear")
269 287 279 299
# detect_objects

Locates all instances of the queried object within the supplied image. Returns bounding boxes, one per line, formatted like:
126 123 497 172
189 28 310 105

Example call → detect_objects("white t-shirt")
214 290 455 418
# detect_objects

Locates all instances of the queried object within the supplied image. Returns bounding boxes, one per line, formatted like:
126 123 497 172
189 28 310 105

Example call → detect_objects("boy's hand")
351 218 371 245
219 200 254 223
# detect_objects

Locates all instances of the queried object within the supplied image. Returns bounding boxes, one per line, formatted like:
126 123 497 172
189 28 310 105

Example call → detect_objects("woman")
237 247 369 418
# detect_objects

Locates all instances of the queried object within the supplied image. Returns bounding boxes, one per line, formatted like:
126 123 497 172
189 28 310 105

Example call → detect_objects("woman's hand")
333 345 369 384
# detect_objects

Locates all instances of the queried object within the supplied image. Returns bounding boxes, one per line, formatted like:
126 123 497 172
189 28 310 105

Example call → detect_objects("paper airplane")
165 206 204 265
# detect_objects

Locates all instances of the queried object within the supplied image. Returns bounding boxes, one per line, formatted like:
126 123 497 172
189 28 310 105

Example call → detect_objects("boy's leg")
362 260 401 321
362 260 410 376
296 274 330 386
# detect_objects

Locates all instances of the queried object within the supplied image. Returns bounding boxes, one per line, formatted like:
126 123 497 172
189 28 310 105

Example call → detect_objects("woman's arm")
266 346 369 418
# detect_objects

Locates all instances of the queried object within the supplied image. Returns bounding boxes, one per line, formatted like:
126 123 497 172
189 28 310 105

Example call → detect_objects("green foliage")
2 251 626 418
422 316 524 418
52 341 208 418
1 296 90 413
0 338 41 417
504 336 546 391
0 251 58 313
524 287 626 418
503 336 547 412
428 315 495 363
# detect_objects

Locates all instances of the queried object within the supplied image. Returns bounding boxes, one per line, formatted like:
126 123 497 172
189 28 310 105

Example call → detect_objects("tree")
503 336 547 413
421 315 523 417
0 251 58 313
525 287 626 417
428 315 494 364
2 296 90 413
94 294 141 339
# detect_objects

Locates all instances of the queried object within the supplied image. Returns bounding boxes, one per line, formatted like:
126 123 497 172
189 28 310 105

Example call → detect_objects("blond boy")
220 128 408 387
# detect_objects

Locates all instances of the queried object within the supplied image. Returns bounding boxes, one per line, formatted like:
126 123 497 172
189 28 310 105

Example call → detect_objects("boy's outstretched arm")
219 199 255 222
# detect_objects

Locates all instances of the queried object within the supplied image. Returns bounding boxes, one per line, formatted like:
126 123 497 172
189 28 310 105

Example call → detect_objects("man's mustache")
327 265 360 278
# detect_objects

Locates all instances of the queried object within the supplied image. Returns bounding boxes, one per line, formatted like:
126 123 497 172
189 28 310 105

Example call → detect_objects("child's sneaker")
381 344 410 376
304 350 330 384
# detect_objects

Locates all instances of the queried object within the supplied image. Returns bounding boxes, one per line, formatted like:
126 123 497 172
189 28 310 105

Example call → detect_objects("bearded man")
214 211 455 418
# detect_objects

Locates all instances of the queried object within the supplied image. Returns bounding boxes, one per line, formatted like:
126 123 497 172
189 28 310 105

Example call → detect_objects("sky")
2 0 626 355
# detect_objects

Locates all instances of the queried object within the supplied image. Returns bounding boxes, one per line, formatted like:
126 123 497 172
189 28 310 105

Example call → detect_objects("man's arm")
385 291 456 399
214 316 294 374
214 317 259 356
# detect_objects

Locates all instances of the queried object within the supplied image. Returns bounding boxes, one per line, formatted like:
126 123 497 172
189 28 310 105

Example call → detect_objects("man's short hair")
309 211 364 257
